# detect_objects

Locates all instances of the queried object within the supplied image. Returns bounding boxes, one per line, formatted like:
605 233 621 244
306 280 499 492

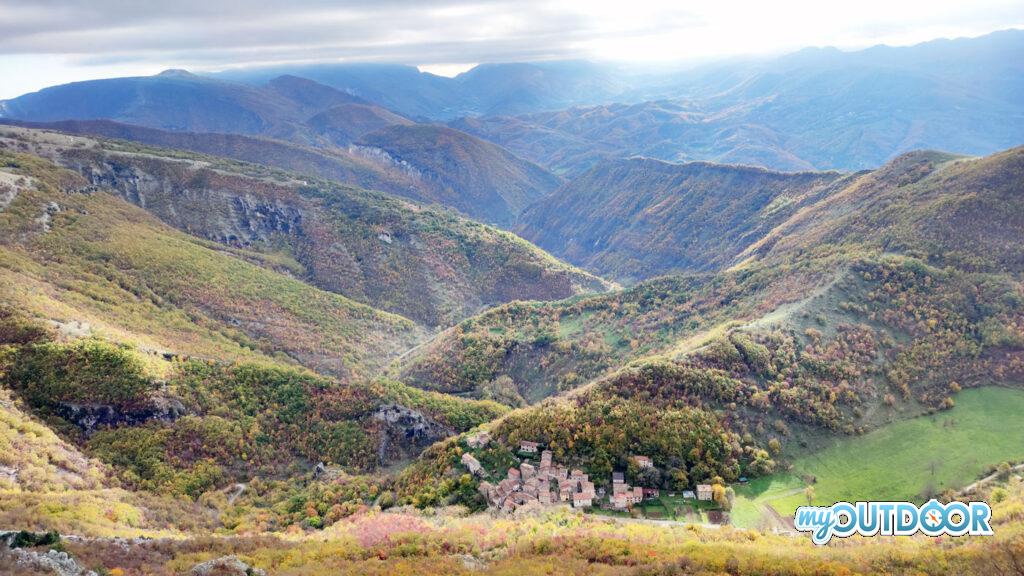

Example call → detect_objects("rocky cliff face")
56 395 187 436
372 404 453 464
7 129 606 327
65 152 306 247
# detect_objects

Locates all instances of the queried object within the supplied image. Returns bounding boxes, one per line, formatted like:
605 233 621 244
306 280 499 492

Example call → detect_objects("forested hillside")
1 127 606 328
356 124 563 225
518 157 846 281
394 147 1024 513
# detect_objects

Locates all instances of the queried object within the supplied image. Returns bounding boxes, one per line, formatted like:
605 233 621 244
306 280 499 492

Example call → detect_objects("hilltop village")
462 434 716 514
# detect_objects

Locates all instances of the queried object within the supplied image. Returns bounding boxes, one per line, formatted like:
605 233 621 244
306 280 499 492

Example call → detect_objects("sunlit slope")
1 126 609 328
0 146 421 380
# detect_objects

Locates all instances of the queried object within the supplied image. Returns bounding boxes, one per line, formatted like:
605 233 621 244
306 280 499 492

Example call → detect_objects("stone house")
572 488 594 508
627 486 644 505
521 462 536 480
573 493 593 508
697 484 713 501
569 472 596 509
559 483 572 502
537 479 552 505
554 466 568 481
520 440 539 453
540 450 553 468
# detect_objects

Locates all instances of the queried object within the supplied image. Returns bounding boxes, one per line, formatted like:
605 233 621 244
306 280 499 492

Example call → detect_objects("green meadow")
733 386 1024 528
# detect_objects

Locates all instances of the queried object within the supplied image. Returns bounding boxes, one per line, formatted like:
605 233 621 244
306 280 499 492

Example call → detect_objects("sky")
1 0 1023 99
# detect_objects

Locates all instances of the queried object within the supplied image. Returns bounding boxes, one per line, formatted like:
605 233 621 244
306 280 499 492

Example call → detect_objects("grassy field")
732 386 1024 528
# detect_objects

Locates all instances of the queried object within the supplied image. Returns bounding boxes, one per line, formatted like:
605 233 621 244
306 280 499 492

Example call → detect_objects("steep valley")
0 126 608 524
393 146 1024 525
517 157 849 282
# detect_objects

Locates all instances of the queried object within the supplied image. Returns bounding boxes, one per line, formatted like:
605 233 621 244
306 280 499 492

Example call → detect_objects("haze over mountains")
453 30 1024 175
1 70 563 225
3 30 1022 181
211 60 627 119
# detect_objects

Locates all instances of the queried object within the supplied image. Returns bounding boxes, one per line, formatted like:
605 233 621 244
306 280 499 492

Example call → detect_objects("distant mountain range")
211 60 628 119
0 70 562 225
453 30 1024 174
3 29 1022 178
2 29 1021 286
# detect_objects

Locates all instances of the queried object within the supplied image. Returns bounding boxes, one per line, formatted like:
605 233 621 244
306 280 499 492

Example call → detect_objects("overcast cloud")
1 0 1023 98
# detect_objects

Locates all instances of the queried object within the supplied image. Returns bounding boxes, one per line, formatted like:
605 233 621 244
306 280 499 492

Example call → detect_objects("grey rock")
189 555 266 576
10 548 96 576
372 403 453 464
56 396 187 436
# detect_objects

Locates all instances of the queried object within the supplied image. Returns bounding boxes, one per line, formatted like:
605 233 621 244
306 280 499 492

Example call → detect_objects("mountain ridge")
400 145 1024 407
517 155 849 282
357 124 564 225
0 126 606 328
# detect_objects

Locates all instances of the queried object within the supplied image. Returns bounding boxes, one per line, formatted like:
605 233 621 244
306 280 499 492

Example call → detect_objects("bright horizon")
1 0 1022 98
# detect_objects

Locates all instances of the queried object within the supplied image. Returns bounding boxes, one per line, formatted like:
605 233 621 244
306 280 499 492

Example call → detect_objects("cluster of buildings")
477 444 599 513
607 456 666 510
609 470 647 510
463 436 718 515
